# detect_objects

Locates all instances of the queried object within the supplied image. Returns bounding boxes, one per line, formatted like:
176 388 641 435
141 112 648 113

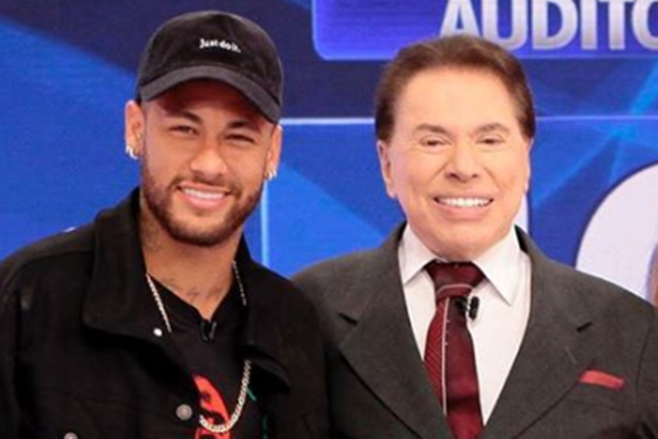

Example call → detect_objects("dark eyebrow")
162 109 262 133
413 123 452 136
474 123 511 135
413 122 512 137
162 109 203 124
226 119 261 133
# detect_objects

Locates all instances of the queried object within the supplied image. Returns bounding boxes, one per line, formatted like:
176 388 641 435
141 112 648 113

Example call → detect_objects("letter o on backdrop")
577 164 658 301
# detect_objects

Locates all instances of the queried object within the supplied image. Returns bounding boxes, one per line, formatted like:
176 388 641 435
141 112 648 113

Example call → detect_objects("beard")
140 161 262 248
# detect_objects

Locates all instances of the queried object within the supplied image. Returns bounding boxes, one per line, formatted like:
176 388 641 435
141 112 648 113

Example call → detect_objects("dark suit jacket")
293 226 658 438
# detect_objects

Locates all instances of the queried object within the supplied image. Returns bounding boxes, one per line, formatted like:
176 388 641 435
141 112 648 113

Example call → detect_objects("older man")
294 35 658 438
0 11 328 438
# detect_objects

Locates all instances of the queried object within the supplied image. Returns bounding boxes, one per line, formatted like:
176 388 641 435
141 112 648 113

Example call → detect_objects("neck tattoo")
145 261 252 434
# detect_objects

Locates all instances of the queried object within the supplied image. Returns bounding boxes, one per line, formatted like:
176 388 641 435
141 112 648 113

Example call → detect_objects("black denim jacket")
0 190 329 438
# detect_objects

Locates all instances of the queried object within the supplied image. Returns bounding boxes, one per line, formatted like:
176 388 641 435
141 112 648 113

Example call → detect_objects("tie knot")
425 261 484 299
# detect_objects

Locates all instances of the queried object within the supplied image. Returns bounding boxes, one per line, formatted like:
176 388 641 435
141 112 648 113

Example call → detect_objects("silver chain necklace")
145 261 252 434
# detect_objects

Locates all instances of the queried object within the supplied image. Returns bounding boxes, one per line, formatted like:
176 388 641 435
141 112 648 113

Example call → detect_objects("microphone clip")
456 296 480 320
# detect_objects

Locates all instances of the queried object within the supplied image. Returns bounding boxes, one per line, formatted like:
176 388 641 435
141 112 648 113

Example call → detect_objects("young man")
0 11 328 438
294 35 658 438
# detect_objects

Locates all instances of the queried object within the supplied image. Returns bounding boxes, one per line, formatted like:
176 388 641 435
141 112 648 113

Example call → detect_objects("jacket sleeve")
638 309 658 437
0 258 22 438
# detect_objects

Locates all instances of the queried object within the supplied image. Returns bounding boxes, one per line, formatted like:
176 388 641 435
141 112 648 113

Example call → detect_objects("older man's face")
378 67 531 260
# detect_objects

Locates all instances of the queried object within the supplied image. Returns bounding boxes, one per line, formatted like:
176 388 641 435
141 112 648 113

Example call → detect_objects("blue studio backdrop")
2 0 658 299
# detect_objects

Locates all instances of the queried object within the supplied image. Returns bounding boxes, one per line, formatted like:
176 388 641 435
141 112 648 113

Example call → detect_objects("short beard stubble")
140 161 262 248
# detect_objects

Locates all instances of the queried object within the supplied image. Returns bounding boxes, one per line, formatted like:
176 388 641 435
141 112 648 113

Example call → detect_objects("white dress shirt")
398 225 532 422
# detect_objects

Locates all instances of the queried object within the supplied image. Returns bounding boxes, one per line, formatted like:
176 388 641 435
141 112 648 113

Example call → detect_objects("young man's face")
126 80 281 247
378 67 531 260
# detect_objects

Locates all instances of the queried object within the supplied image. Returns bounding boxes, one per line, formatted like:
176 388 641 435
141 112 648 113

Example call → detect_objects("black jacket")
0 192 329 438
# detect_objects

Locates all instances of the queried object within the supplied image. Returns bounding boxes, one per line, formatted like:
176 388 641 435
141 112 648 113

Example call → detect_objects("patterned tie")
424 261 484 439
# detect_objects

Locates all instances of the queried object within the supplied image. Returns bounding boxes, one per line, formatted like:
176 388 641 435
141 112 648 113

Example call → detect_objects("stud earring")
266 169 277 181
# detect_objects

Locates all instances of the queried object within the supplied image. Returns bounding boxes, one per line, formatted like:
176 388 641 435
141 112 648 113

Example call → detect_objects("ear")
265 124 283 179
377 140 397 199
124 100 146 157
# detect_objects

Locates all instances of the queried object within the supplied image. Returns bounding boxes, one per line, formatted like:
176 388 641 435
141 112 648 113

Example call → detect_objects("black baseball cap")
136 11 283 122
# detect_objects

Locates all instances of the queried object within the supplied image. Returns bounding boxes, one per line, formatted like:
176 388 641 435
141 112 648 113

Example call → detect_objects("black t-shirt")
155 279 264 439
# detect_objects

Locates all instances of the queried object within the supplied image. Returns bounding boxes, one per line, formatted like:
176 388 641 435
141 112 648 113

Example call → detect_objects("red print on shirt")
194 375 231 439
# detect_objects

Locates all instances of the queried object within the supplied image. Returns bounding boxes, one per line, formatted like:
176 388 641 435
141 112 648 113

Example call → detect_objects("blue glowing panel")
0 19 135 256
268 120 396 274
314 0 658 60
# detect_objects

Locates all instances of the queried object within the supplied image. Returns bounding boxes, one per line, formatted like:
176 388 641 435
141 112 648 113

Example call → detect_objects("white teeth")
439 197 490 208
182 188 225 200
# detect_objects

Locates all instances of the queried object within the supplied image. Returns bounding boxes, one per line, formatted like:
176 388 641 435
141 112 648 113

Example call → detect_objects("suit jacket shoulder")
293 226 402 315
481 229 658 438
519 228 654 330
292 226 451 439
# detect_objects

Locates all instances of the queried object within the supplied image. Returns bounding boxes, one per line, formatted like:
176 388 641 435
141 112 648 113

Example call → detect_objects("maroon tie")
424 261 484 439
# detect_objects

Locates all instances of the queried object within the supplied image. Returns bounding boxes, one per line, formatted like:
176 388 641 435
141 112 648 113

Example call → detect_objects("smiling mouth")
180 187 227 201
436 197 492 208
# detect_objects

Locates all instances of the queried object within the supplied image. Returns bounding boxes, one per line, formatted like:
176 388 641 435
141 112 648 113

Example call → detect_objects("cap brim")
139 65 280 123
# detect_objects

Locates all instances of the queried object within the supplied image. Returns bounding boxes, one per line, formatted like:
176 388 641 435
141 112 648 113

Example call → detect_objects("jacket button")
63 433 79 439
176 404 194 421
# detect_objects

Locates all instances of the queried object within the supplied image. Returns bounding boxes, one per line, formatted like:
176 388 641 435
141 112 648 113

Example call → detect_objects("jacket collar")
331 223 451 438
82 189 290 390
482 227 595 438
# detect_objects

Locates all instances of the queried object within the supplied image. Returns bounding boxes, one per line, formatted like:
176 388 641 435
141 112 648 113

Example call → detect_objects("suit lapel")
336 226 453 439
482 230 596 439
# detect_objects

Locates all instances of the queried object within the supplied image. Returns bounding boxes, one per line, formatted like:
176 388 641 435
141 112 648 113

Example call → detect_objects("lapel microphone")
456 296 480 320
200 319 218 343
468 297 480 320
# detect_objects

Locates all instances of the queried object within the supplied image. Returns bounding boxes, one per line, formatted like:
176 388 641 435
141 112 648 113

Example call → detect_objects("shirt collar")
475 227 525 305
399 225 524 305
399 225 439 285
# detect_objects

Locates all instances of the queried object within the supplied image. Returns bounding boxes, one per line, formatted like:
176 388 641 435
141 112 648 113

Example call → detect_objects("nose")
445 142 480 182
188 140 229 179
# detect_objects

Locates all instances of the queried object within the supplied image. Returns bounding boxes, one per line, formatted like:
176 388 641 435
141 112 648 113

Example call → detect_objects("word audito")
441 0 658 51
313 0 658 59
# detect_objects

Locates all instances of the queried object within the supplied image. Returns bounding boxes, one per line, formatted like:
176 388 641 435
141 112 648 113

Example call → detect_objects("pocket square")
579 370 624 390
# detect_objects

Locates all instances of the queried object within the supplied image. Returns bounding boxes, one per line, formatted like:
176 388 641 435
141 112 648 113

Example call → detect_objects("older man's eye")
480 136 504 146
420 137 446 148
